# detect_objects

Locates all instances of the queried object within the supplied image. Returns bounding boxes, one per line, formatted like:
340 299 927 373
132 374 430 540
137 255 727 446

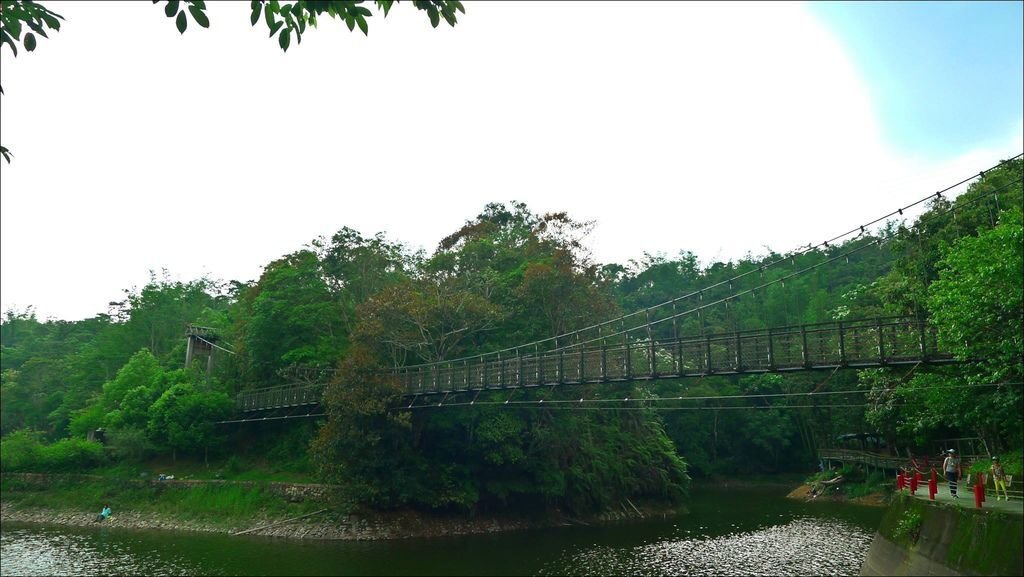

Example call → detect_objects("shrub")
39 438 105 472
893 508 923 544
0 429 44 472
67 403 106 439
107 427 155 463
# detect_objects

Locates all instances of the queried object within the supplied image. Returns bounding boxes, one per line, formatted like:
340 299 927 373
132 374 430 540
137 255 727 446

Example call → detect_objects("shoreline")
785 483 889 507
0 503 675 541
0 501 550 541
1 473 679 541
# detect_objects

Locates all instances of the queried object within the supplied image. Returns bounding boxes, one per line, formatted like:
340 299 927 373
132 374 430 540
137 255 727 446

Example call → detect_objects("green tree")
238 250 348 382
147 380 233 462
315 202 690 514
928 207 1023 383
99 349 163 414
355 275 505 365
861 160 1023 453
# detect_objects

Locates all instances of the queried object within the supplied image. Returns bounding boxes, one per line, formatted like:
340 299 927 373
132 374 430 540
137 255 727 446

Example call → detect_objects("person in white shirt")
943 449 962 499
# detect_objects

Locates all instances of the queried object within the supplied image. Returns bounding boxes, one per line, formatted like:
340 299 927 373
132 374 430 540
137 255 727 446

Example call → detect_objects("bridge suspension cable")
193 335 237 356
397 154 1022 371
546 178 1019 353
245 177 1011 405
216 412 327 425
236 156 1019 409
394 381 1018 412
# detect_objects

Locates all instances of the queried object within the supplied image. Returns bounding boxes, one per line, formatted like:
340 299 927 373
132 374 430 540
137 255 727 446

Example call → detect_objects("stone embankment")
0 501 535 540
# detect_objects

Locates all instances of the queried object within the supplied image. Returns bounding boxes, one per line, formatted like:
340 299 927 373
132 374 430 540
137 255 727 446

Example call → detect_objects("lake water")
1 485 884 576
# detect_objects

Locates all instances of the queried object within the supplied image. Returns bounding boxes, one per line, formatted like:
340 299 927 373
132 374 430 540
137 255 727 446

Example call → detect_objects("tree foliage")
2 163 1022 511
860 158 1023 453
147 380 233 457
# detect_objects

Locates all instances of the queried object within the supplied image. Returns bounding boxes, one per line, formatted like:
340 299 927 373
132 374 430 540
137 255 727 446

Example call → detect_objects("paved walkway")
903 481 1024 515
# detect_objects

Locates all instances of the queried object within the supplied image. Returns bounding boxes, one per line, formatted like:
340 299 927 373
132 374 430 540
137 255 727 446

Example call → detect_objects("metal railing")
818 448 907 472
234 316 959 411
236 382 324 412
395 316 953 395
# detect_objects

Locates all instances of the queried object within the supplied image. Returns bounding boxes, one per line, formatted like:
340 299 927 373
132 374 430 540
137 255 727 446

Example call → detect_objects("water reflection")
1 525 207 577
2 488 882 577
538 517 875 576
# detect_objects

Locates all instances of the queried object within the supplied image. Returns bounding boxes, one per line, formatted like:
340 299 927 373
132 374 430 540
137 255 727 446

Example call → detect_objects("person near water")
991 456 1009 501
943 449 961 499
95 504 111 522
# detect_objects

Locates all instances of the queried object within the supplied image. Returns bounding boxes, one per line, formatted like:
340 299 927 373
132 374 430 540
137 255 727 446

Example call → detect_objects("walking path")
904 481 1023 515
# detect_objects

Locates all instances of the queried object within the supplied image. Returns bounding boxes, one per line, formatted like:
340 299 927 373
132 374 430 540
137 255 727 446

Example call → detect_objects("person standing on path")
943 449 962 499
991 456 1010 501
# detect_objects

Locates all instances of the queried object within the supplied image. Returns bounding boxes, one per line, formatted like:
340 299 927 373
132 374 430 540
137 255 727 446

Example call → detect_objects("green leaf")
176 10 188 33
265 3 275 29
41 13 61 31
1 146 12 164
427 6 439 28
278 27 291 50
345 13 355 31
24 32 36 51
6 17 22 39
27 21 48 38
192 0 206 8
165 0 180 17
378 0 394 16
356 13 368 35
269 20 284 37
1 30 19 57
188 4 210 27
250 2 262 26
453 0 465 14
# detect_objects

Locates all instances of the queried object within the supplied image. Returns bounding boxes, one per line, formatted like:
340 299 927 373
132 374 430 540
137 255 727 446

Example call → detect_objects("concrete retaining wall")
860 495 1023 576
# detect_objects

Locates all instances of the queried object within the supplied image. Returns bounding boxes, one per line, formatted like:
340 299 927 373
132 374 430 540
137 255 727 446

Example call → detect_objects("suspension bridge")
191 155 1020 420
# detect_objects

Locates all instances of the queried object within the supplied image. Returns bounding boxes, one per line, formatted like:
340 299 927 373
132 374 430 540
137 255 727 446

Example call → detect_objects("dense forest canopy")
2 158 1021 514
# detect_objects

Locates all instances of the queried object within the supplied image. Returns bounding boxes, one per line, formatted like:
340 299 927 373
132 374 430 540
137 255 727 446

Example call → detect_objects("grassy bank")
86 455 315 484
1 474 328 528
802 464 892 500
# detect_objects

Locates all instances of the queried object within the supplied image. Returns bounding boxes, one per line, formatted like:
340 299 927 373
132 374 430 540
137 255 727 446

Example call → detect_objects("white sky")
1 1 1022 321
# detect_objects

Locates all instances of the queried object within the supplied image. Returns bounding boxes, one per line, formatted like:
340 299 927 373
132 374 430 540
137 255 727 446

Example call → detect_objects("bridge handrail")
185 324 219 336
289 315 938 378
236 382 326 394
388 315 943 372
